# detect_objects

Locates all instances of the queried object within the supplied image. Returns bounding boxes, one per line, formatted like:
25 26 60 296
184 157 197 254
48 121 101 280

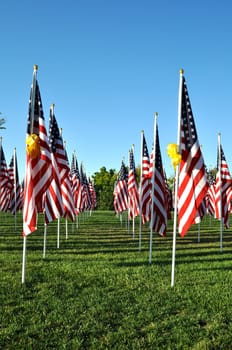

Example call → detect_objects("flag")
8 149 21 214
71 152 81 214
113 161 128 214
0 144 11 212
140 132 152 223
47 111 75 222
23 66 52 235
128 149 140 220
43 105 64 224
215 141 232 228
78 164 92 212
178 73 208 237
150 120 167 236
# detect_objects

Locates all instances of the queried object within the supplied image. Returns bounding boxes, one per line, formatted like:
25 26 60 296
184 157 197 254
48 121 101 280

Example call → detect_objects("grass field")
1 210 232 349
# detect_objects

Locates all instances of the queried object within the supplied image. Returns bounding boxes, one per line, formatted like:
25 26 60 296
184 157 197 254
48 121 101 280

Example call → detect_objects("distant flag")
205 169 216 216
79 163 92 212
71 152 81 214
88 178 97 210
128 148 140 220
140 131 152 224
177 72 208 237
214 135 232 229
43 104 64 224
8 149 21 215
113 160 128 214
150 113 167 237
0 140 11 212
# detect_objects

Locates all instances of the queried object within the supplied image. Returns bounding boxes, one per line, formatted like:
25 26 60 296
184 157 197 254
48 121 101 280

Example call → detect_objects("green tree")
0 114 6 129
92 167 118 210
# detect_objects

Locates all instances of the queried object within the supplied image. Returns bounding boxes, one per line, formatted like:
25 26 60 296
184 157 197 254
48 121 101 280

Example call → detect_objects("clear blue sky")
0 0 232 182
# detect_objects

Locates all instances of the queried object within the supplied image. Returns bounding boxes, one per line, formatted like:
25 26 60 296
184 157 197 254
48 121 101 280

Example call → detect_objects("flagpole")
13 148 17 230
57 217 60 248
139 130 144 251
149 112 158 264
22 236 27 283
132 144 135 239
43 222 47 259
127 149 130 236
22 65 38 284
218 133 223 252
171 69 184 287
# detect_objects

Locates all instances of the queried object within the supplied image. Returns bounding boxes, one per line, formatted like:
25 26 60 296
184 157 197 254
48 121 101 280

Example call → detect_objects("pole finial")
179 68 184 75
33 64 38 72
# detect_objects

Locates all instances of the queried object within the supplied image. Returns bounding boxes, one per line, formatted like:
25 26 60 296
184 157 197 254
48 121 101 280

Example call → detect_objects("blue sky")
0 0 232 182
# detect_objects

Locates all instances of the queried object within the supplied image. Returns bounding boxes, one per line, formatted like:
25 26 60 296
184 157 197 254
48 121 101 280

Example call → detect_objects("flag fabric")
78 164 92 212
71 153 81 214
178 74 208 237
0 145 11 212
8 150 21 214
214 142 232 228
43 106 64 224
205 169 216 216
113 161 128 214
128 149 140 220
140 132 152 223
150 122 167 236
23 67 52 236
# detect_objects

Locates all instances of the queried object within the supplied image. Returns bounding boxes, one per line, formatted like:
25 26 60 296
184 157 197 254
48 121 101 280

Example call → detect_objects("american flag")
214 141 232 228
113 161 128 214
8 150 21 214
140 132 152 223
44 105 64 224
0 144 11 212
71 152 81 214
78 164 92 212
23 66 52 235
205 169 216 216
128 149 140 220
88 178 97 210
50 119 75 222
178 74 208 237
150 121 167 236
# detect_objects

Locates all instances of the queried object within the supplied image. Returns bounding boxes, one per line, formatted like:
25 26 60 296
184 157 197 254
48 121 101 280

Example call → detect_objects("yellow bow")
167 143 182 169
26 134 41 159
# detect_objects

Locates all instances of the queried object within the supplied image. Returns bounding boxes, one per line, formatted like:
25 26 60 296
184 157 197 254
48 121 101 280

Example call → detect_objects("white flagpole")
13 148 17 230
149 112 158 264
171 69 183 287
22 236 27 283
22 65 38 284
218 133 223 252
139 130 144 251
57 217 60 248
132 144 135 239
66 218 68 239
43 223 47 259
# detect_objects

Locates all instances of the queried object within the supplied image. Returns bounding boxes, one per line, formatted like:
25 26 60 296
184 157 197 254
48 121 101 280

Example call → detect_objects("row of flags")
0 65 97 237
113 70 232 241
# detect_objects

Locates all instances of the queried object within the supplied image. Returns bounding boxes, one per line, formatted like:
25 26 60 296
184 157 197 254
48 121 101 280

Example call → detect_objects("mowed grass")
1 211 232 349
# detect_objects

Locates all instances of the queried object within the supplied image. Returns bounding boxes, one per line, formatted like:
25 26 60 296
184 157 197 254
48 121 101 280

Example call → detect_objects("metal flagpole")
13 148 17 230
139 130 144 251
218 133 223 252
22 64 38 284
149 112 158 264
171 69 184 287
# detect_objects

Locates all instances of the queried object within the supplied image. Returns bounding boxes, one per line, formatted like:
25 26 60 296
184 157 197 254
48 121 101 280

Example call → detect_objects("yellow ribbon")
26 134 41 159
167 143 182 169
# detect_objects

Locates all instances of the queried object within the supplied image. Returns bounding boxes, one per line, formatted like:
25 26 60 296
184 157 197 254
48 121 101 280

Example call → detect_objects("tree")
92 167 118 210
0 114 6 129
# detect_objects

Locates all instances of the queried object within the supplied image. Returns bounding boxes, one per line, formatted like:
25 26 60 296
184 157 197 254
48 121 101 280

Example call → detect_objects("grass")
1 211 232 349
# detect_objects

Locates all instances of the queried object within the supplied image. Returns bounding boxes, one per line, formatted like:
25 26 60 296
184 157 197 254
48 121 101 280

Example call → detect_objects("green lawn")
1 211 232 349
